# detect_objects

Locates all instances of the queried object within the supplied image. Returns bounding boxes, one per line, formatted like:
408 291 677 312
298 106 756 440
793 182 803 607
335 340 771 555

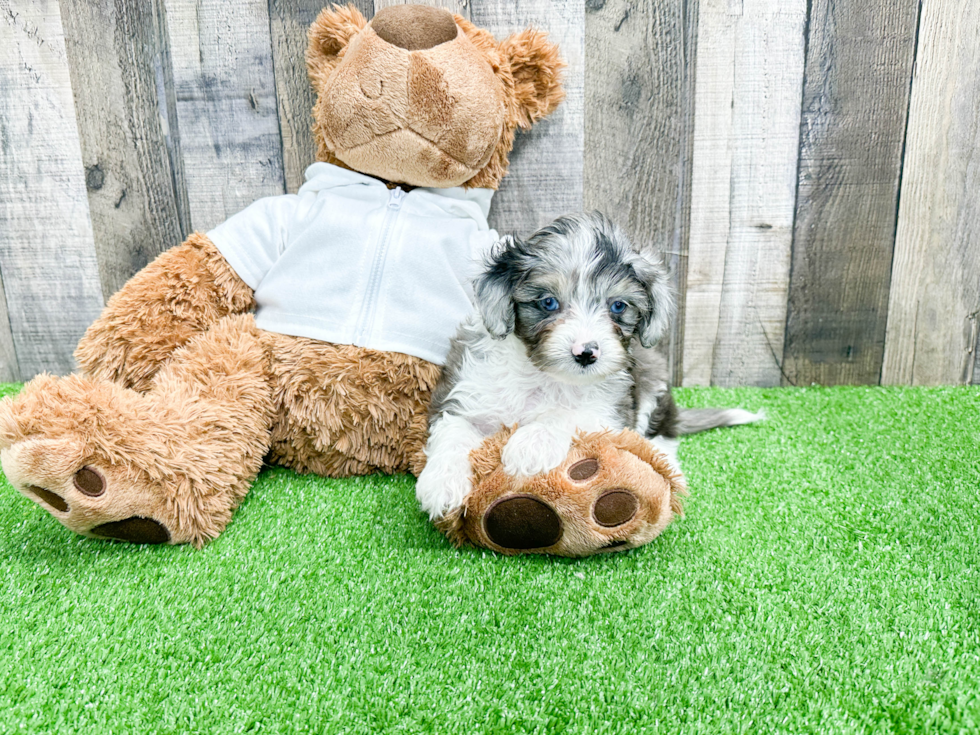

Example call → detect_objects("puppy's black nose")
572 342 599 366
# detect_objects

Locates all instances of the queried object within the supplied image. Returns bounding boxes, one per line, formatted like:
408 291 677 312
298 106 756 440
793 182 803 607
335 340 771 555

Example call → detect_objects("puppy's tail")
674 408 764 436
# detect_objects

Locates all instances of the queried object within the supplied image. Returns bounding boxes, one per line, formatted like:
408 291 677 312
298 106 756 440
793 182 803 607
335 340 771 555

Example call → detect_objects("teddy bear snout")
370 5 459 51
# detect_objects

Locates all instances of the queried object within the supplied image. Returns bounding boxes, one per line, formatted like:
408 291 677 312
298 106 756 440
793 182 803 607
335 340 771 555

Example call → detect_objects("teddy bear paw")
481 457 640 553
1 434 173 544
452 429 686 557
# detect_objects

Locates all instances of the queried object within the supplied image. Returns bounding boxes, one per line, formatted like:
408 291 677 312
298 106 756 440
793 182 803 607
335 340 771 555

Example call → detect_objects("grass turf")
0 384 978 734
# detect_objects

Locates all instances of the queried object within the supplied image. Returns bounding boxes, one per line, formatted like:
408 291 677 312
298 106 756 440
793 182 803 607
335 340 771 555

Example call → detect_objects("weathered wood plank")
269 0 373 195
162 0 286 231
0 0 106 377
682 0 735 387
374 0 469 16
0 271 22 382
781 0 919 386
973 320 980 385
471 0 584 237
59 0 185 301
584 0 698 384
682 0 806 387
882 0 980 386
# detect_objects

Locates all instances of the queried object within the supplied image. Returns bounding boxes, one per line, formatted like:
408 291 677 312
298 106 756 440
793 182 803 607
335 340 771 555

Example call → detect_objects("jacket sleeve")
207 194 302 289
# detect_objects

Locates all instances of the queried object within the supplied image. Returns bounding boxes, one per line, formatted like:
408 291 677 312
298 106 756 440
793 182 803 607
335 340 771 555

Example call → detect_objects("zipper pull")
388 187 404 209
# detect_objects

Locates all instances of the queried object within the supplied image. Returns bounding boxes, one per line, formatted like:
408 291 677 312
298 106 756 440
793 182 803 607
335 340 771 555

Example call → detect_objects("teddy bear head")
305 3 565 189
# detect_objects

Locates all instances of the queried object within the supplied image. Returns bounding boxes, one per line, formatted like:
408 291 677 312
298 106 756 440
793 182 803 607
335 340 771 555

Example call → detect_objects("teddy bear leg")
0 314 274 547
442 430 687 557
74 233 255 393
264 339 441 478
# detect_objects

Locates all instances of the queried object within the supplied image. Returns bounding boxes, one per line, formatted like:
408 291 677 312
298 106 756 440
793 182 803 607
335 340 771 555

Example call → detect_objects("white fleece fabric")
207 162 498 365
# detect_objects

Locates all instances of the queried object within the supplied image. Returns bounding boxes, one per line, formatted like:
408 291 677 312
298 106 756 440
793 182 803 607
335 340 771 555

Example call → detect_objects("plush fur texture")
74 233 256 393
0 4 563 546
0 315 273 547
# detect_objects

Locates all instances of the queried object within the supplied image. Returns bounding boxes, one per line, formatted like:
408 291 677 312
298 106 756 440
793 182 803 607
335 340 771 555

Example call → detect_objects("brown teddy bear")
0 3 681 553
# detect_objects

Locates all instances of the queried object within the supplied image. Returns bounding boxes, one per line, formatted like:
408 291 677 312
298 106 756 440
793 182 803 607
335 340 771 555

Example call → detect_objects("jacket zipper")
355 186 404 344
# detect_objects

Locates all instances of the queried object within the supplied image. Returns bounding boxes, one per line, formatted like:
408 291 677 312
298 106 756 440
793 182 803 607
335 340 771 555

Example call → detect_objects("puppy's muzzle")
572 341 600 366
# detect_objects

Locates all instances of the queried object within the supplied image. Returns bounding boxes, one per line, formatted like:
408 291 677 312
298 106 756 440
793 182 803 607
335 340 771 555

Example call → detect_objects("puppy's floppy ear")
631 248 675 348
306 4 368 82
475 236 521 339
498 28 566 129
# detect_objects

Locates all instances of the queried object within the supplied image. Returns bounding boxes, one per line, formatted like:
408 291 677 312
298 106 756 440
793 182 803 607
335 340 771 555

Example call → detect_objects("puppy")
415 212 761 520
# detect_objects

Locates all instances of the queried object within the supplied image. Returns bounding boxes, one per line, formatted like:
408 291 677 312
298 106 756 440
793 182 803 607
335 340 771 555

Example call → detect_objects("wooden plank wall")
1 0 978 386
0 0 105 380
881 0 980 386
682 0 807 387
584 0 698 384
782 0 919 387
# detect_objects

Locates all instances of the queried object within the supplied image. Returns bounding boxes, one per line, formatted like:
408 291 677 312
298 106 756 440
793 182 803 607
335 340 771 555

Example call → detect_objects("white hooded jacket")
208 162 499 365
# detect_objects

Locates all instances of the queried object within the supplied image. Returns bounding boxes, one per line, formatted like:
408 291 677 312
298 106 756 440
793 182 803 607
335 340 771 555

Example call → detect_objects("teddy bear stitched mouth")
339 125 499 172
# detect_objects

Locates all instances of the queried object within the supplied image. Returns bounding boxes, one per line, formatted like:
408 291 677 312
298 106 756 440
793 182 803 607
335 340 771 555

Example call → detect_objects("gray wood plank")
584 0 698 384
162 0 286 231
0 0 107 377
270 0 373 194
781 0 919 386
0 269 22 382
682 0 807 387
973 318 980 385
59 0 185 301
470 0 584 237
375 0 469 16
882 0 980 386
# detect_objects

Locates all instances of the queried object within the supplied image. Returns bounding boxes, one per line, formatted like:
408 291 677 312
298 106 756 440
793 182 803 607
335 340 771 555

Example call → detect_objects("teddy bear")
0 3 683 554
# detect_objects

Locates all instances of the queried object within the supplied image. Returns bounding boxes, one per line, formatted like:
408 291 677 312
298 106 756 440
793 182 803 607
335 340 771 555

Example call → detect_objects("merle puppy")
415 212 760 520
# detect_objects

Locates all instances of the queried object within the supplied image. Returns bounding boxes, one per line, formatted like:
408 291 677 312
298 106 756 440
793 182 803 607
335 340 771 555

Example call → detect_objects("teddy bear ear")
498 28 566 129
306 3 368 79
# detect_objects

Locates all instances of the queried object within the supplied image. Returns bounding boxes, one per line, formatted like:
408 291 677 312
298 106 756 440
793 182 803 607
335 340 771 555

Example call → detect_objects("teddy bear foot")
0 372 258 547
0 376 169 543
1 430 176 544
438 429 687 557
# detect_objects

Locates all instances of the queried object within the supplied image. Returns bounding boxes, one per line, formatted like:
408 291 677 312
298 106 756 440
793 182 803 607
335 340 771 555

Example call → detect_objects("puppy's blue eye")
540 297 560 312
610 300 627 314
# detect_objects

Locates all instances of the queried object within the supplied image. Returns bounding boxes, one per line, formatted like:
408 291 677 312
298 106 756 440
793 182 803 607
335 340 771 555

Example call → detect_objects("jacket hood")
299 162 495 224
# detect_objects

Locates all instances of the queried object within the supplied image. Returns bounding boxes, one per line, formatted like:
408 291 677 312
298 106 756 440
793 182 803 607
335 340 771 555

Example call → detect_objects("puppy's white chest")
467 359 624 433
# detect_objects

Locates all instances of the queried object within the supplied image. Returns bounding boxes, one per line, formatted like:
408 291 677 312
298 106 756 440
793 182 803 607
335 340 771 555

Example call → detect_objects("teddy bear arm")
74 232 255 392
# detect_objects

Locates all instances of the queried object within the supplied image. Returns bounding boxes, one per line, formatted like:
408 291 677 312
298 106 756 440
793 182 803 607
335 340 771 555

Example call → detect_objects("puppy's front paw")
501 424 572 478
415 461 473 520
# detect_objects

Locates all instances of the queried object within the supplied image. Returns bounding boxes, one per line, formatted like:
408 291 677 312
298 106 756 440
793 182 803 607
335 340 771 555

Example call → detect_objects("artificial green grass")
0 384 978 734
